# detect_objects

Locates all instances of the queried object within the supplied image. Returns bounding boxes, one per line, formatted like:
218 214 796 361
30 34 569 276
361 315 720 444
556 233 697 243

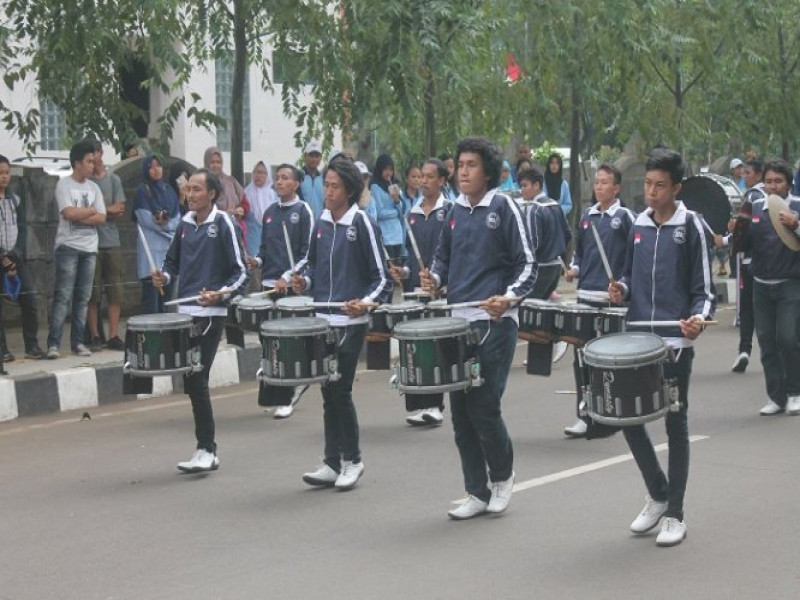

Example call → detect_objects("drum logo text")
270 339 280 376
137 333 146 368
406 342 417 384
603 370 615 414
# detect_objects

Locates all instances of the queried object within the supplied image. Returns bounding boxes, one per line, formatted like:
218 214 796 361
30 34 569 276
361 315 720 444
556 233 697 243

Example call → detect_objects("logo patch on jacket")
207 223 218 238
409 217 416 226
266 216 273 224
449 219 456 229
582 220 589 229
317 228 323 238
634 233 642 244
610 217 622 230
672 226 686 244
485 212 500 230
436 209 446 222
346 226 357 242
290 212 300 224
752 216 760 223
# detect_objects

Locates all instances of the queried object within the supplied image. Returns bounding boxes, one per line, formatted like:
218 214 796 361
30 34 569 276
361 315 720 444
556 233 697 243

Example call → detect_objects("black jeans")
405 392 444 412
183 316 225 453
0 259 40 352
450 317 516 502
622 347 693 521
529 264 561 300
753 279 800 404
323 324 367 470
737 262 754 355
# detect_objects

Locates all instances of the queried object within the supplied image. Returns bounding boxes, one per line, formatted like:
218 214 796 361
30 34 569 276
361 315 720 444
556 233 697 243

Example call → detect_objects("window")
39 98 67 151
215 57 251 152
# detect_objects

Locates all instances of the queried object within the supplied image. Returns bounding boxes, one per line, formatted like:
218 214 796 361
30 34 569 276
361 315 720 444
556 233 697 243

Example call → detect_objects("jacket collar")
410 195 446 215
183 204 220 226
533 192 558 206
455 188 500 209
635 201 688 227
320 202 359 226
278 196 300 208
589 199 622 216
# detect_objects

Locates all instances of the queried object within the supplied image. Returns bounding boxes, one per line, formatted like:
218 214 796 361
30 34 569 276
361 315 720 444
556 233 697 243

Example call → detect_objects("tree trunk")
570 82 581 230
230 0 246 184
423 59 436 157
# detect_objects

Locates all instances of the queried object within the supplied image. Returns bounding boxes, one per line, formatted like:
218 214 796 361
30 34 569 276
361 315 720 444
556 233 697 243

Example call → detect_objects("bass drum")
677 174 743 234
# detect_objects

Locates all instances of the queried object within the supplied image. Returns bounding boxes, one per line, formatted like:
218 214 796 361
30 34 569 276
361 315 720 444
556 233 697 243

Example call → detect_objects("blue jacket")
403 196 450 289
299 204 392 326
543 179 572 215
257 197 314 286
619 202 716 344
526 193 572 265
162 206 249 317
737 194 800 281
571 200 636 304
300 168 324 219
370 183 405 246
431 189 537 321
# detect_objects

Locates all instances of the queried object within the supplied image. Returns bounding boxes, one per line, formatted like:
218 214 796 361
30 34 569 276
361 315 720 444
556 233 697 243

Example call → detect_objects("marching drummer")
421 136 536 520
153 169 249 473
249 164 315 419
389 158 452 427
292 154 392 491
563 164 635 438
609 148 715 547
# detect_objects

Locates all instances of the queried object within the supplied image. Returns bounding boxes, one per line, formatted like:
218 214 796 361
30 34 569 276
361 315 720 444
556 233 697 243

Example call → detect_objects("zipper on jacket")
328 222 335 304
650 227 660 325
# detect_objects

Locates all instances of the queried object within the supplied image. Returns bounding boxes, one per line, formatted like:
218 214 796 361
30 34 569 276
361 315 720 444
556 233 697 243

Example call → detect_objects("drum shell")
259 318 335 385
125 314 198 376
275 296 315 319
583 361 668 426
519 300 559 339
236 299 274 332
556 304 598 345
597 308 628 335
425 300 451 318
368 307 391 336
383 302 426 330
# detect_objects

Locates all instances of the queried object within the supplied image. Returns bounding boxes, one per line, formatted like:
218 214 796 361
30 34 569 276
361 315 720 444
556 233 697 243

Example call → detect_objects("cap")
354 161 369 175
730 158 743 169
305 140 323 155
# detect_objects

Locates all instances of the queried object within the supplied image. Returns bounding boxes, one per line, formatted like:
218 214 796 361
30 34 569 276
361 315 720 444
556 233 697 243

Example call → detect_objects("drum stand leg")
366 339 391 370
526 341 553 376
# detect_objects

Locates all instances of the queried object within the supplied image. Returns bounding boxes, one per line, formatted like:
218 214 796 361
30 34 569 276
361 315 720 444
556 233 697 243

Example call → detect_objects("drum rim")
126 313 194 329
259 316 330 336
275 296 314 307
236 297 275 308
583 332 667 366
587 406 669 427
393 316 470 339
383 301 426 313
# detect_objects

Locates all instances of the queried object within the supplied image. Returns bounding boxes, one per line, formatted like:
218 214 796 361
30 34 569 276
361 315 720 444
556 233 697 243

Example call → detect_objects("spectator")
355 161 375 221
730 158 746 191
203 146 249 239
499 160 518 193
300 140 325 219
243 160 277 256
133 155 180 314
544 153 573 215
0 154 45 361
400 163 422 215
370 154 406 261
86 140 126 351
46 139 107 359
439 152 458 200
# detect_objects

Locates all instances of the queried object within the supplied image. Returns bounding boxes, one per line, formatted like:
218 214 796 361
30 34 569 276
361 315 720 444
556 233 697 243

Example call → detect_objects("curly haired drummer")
421 136 536 520
153 169 249 474
609 149 716 547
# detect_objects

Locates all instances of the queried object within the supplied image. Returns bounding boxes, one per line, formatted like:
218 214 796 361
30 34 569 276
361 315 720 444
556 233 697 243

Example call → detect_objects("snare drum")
556 303 599 345
597 307 628 336
383 301 426 330
519 299 560 341
226 296 241 329
124 313 200 377
236 296 274 332
392 317 481 394
426 299 451 318
368 305 391 338
258 317 340 386
582 332 673 426
403 288 432 304
275 295 315 318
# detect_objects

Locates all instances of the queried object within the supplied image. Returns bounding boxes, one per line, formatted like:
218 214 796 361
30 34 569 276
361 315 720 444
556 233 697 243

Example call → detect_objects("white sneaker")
302 463 339 487
273 404 294 419
731 352 749 373
552 341 568 363
422 407 444 425
759 400 784 416
630 496 668 533
486 471 515 514
406 410 427 426
656 517 687 547
334 460 364 490
448 495 489 520
177 449 219 473
73 344 92 357
564 419 587 437
786 396 800 416
46 346 60 359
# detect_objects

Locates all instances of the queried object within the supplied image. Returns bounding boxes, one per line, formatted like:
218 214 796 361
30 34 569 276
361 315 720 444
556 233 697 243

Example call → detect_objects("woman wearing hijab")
203 146 250 239
370 154 407 260
499 160 518 193
133 155 181 313
243 161 278 256
543 153 573 215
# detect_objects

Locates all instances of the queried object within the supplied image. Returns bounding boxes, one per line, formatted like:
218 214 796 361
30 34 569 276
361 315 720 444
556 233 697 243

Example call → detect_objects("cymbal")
766 194 800 252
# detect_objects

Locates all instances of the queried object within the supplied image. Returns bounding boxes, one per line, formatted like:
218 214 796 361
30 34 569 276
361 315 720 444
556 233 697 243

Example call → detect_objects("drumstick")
164 289 228 306
447 297 523 310
557 256 569 276
282 221 296 275
244 288 276 299
382 245 395 265
627 320 718 327
589 222 614 283
403 217 426 272
137 224 163 296
312 301 380 310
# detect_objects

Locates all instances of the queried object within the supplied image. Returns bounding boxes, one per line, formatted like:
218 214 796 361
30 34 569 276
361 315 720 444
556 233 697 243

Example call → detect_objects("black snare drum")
519 299 560 340
258 317 340 386
124 313 200 377
384 301 426 330
236 296 275 332
597 307 628 335
392 317 481 394
275 296 315 319
403 289 432 304
426 299 451 318
226 296 241 329
556 303 598 345
582 332 674 426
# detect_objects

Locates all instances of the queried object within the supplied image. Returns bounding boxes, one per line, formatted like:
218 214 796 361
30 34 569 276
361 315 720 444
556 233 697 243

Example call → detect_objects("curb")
2 346 263 423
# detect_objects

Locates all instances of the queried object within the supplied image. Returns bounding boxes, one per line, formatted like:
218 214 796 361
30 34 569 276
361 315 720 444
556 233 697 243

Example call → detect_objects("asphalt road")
2 311 799 600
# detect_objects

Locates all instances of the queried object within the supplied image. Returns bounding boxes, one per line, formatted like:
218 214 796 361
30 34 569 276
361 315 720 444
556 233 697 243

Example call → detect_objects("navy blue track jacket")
737 194 800 281
257 197 314 285
526 192 572 265
403 195 450 289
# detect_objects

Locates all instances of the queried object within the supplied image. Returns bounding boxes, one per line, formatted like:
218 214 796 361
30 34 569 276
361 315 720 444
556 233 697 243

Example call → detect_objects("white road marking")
452 434 709 503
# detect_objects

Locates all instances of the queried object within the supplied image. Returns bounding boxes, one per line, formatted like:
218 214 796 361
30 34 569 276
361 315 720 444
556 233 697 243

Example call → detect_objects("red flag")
505 53 521 83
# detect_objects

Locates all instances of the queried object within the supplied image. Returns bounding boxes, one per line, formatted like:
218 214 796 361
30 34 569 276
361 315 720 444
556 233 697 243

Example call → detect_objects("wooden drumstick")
627 320 718 327
282 221 296 276
137 224 163 296
404 217 426 273
244 288 277 299
164 289 228 306
311 301 380 310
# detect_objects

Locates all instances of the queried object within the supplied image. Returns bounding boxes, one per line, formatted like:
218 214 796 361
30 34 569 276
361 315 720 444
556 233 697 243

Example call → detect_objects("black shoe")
24 346 46 360
90 336 104 351
1 350 14 362
105 336 125 351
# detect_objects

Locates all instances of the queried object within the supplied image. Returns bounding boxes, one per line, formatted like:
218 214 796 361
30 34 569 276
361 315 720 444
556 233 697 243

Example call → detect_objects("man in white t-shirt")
46 139 107 358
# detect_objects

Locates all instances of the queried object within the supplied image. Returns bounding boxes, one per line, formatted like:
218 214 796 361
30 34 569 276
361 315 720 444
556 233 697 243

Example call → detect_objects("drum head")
561 302 597 314
260 317 329 337
383 301 425 314
237 296 274 309
394 316 469 339
599 307 628 317
677 174 741 234
276 296 314 309
583 332 666 367
523 299 559 310
127 313 193 330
